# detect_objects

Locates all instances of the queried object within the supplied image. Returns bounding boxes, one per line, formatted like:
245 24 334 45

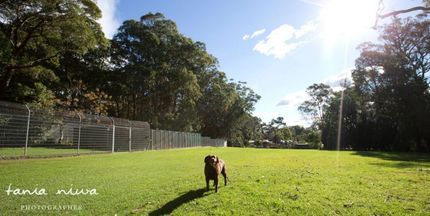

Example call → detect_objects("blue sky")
96 0 422 126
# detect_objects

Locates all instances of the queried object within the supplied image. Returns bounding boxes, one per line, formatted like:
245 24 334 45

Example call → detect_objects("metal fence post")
129 126 132 152
77 113 82 155
162 130 165 149
24 105 31 156
151 129 154 150
110 117 115 153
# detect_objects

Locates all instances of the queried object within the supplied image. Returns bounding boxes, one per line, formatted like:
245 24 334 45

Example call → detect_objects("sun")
320 0 380 40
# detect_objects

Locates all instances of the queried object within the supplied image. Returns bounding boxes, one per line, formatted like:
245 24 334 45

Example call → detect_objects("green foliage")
0 0 106 104
262 117 287 142
54 47 112 115
199 79 260 145
260 117 320 148
289 125 321 147
110 13 260 143
298 83 332 129
109 13 208 129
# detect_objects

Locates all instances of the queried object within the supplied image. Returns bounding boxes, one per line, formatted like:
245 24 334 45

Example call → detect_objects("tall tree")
298 83 332 129
198 78 260 144
110 13 214 131
110 12 261 142
0 0 106 105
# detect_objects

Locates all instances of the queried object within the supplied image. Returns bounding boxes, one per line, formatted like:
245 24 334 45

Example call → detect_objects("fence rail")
0 101 226 159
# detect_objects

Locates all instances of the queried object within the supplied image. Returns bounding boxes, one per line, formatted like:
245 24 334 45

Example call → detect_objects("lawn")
0 147 429 215
0 147 103 158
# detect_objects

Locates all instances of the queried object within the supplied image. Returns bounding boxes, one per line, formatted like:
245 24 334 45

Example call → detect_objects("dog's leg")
222 167 227 186
206 177 210 191
214 177 218 193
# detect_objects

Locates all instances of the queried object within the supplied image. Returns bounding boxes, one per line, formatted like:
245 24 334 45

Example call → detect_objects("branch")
7 53 59 70
378 6 430 19
15 19 45 55
373 6 430 28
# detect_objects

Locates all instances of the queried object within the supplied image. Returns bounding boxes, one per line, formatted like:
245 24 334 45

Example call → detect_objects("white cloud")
252 22 317 59
321 68 353 91
251 28 266 38
295 21 317 39
252 108 311 127
96 0 120 39
252 110 283 123
242 28 266 40
287 114 312 127
276 68 353 108
299 0 324 7
276 90 309 107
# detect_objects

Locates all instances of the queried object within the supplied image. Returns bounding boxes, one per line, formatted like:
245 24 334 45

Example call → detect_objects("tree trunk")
0 66 14 99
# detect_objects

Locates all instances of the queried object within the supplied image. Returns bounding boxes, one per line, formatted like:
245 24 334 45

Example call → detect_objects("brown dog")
204 155 228 192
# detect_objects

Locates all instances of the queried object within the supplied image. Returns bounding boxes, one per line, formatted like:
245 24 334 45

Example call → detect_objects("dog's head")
204 155 219 166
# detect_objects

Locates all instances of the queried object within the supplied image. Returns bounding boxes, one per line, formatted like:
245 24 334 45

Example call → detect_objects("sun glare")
321 0 379 40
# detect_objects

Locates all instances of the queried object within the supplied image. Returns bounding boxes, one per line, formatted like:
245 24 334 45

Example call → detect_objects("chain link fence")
0 101 226 159
201 136 226 147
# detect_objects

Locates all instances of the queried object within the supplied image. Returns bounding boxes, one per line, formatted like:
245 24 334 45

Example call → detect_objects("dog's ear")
215 156 219 163
204 155 210 163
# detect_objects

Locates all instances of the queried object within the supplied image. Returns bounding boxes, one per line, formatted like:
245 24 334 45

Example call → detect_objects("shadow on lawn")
148 188 207 216
352 151 430 168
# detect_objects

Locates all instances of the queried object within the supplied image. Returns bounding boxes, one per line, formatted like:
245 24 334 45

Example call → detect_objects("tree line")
300 16 430 152
0 1 260 146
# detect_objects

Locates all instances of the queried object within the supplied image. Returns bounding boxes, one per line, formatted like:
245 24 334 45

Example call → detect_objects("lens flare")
320 0 379 40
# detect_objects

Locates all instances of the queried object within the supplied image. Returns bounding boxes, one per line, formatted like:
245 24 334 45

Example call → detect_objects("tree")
239 115 263 146
0 0 106 104
298 83 332 129
53 46 112 115
110 13 213 130
110 13 261 144
199 78 260 145
321 87 360 150
355 16 430 151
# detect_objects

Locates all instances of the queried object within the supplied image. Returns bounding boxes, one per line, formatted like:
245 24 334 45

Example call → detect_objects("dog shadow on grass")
148 188 208 216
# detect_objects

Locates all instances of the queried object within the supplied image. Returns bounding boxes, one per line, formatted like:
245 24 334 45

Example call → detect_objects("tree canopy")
0 0 107 106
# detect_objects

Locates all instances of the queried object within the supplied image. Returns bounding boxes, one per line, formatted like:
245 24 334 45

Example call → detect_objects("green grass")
0 147 104 158
1 148 430 215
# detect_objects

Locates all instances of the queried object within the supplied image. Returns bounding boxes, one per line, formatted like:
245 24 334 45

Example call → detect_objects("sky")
96 0 423 126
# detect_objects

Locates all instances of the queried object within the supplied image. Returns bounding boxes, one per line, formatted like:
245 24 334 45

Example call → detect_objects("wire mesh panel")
77 115 113 154
26 108 80 156
114 126 129 152
130 120 151 151
150 130 222 150
131 128 150 150
201 136 226 147
0 102 29 157
202 137 211 147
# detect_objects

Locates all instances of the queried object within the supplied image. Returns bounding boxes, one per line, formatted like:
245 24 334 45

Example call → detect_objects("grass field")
0 147 101 158
1 147 430 215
